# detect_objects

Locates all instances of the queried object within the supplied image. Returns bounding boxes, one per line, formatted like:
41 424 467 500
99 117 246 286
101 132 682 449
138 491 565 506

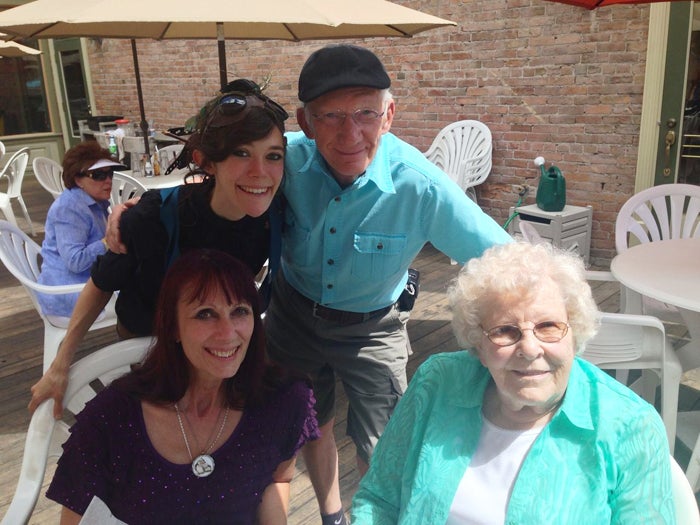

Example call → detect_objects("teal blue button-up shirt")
281 131 512 312
352 352 675 525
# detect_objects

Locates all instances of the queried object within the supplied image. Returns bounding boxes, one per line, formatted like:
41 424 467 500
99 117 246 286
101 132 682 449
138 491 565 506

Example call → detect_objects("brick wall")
87 0 651 266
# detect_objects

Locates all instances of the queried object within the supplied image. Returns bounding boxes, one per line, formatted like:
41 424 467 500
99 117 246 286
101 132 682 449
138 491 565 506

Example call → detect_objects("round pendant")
191 454 215 478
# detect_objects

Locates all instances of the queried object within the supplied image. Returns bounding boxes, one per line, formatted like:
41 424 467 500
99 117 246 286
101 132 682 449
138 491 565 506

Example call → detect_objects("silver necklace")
174 402 229 478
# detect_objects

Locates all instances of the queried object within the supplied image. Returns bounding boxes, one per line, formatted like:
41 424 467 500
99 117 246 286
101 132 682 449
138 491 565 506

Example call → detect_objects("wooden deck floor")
0 175 696 523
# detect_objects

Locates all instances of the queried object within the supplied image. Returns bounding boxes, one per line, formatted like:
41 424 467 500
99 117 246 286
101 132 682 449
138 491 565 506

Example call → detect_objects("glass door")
680 3 700 185
654 2 693 186
53 38 91 148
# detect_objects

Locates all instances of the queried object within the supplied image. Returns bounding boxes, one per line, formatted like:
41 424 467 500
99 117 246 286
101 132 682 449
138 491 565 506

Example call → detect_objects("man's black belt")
291 286 393 324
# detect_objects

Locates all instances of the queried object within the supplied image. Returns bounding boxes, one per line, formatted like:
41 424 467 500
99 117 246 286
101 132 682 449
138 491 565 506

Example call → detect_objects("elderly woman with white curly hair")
352 241 674 525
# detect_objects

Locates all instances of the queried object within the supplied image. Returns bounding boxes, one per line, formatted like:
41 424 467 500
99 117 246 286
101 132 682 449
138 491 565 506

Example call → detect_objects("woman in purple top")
47 249 320 524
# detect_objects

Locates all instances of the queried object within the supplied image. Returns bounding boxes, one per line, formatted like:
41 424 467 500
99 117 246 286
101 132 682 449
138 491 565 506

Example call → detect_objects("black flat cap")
298 44 391 103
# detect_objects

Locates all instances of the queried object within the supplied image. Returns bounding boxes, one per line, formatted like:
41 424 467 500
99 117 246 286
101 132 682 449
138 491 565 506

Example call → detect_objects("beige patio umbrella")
0 0 455 155
0 39 40 58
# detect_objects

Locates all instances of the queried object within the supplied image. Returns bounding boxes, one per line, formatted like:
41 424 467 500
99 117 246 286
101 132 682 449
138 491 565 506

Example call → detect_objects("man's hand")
105 197 140 253
28 364 70 419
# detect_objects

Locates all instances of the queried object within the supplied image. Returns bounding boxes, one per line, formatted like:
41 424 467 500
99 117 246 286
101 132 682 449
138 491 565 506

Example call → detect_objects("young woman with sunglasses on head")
29 79 289 419
37 141 125 318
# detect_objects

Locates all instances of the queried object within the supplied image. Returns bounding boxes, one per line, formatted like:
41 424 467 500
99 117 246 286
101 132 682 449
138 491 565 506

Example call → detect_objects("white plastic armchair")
424 120 492 204
110 171 147 208
615 183 700 250
582 312 681 453
0 337 152 525
671 455 700 524
32 157 65 200
615 183 700 320
0 220 117 372
157 143 184 173
0 147 34 236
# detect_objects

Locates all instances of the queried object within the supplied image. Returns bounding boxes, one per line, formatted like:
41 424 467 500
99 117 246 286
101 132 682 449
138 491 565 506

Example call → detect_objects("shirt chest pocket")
282 220 312 268
351 233 407 279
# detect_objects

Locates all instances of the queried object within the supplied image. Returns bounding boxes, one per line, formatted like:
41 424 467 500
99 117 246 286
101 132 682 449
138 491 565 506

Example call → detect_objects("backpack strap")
257 195 284 309
159 186 181 270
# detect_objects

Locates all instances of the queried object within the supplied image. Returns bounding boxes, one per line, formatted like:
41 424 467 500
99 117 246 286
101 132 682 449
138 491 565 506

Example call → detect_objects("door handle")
663 130 676 177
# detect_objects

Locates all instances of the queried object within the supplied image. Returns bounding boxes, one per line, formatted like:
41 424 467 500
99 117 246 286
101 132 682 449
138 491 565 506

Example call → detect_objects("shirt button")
377 243 383 250
334 196 341 202
329 227 336 234
327 284 333 289
327 259 334 265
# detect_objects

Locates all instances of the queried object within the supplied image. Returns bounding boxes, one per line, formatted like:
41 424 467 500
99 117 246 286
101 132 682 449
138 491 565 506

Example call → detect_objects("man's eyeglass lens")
483 321 569 346
85 168 114 181
312 109 385 126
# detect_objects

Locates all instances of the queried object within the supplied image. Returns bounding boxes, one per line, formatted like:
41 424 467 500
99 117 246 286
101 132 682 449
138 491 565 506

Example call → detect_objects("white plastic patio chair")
0 139 5 160
670 455 700 524
582 312 682 454
615 183 700 321
0 337 152 525
0 220 117 372
32 157 65 200
0 147 35 236
157 143 184 174
424 119 492 204
110 171 148 208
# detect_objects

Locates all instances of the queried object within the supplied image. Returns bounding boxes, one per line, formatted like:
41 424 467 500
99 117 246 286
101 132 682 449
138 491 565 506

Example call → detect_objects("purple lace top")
47 381 319 524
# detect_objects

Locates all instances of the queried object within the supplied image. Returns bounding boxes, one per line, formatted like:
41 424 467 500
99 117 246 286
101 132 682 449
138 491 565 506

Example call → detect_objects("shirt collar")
299 133 396 194
452 355 594 431
555 357 595 430
72 187 109 209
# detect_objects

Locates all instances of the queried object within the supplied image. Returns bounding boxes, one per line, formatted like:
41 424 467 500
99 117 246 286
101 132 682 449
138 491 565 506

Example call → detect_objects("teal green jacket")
352 352 675 525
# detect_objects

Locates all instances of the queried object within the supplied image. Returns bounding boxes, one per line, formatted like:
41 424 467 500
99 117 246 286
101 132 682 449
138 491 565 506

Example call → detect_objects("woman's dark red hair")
114 249 268 408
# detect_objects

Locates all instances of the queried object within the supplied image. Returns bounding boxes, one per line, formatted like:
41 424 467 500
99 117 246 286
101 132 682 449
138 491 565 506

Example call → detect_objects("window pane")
0 40 50 136
59 48 89 137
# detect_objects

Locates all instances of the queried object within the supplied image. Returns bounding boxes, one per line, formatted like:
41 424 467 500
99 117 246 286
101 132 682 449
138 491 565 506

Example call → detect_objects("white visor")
87 158 126 171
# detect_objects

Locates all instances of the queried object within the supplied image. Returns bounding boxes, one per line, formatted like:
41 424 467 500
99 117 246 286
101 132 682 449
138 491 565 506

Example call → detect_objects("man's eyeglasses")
203 92 289 133
82 168 115 182
311 108 386 127
482 321 570 347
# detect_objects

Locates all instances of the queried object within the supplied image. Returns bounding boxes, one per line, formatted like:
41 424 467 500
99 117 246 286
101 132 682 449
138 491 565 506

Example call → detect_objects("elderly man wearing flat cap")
265 44 512 524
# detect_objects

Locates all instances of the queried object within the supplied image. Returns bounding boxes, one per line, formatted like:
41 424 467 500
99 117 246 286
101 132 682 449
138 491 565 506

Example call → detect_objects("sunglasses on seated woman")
482 321 570 346
82 167 115 182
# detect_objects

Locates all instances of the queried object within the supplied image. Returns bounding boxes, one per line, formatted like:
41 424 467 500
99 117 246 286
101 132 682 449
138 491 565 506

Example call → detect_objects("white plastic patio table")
115 168 189 190
610 238 700 371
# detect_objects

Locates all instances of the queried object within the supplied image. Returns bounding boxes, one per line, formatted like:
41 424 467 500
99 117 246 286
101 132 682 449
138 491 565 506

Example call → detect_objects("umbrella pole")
217 22 227 90
131 38 150 157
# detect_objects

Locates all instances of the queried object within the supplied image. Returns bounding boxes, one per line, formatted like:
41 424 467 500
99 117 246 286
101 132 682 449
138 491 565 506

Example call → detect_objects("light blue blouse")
281 131 512 312
37 187 108 316
351 352 675 525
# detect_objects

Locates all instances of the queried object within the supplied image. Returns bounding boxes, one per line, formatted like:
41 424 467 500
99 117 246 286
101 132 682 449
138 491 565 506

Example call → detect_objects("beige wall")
86 1 651 266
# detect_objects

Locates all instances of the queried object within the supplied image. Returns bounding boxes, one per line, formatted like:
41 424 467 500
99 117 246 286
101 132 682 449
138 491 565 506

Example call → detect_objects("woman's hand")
105 197 140 254
28 361 70 419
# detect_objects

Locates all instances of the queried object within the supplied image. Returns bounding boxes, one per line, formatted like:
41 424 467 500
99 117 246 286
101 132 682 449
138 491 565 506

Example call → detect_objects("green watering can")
534 156 566 212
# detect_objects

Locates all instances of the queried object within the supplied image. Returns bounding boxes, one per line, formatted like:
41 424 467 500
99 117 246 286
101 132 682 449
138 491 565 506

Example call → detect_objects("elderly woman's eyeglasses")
203 92 289 133
482 321 570 347
82 168 115 182
311 108 386 127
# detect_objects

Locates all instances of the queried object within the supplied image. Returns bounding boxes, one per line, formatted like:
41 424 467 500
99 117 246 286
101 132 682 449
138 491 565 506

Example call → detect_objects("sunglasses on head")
82 167 115 182
202 92 289 133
